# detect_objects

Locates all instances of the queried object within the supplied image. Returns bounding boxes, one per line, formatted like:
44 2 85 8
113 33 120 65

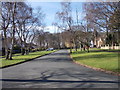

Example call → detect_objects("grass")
0 50 56 68
70 48 119 73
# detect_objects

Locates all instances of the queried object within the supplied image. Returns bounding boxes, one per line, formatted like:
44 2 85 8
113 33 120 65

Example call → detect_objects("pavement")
1 50 119 88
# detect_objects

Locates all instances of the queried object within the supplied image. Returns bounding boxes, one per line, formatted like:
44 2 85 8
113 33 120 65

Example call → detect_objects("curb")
69 53 120 76
0 51 57 69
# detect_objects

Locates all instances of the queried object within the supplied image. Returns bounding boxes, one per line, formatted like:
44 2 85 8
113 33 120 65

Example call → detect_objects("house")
64 41 74 48
93 33 106 48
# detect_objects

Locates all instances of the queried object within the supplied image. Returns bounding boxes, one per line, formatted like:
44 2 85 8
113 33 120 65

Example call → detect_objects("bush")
13 45 21 54
2 47 5 56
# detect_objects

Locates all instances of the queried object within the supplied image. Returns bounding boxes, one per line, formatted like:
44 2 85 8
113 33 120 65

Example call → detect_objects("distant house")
95 37 105 48
64 41 74 48
93 33 106 48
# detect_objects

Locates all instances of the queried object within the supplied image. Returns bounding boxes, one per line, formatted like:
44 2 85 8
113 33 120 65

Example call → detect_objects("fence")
101 45 120 49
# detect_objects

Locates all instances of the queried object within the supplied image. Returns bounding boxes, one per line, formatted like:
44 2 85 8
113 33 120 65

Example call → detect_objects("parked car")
46 48 54 51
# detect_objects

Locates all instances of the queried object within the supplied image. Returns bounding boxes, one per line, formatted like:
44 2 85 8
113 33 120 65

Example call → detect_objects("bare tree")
1 2 17 60
56 2 74 53
9 2 17 60
16 4 45 55
1 2 12 59
83 2 120 46
1 2 45 60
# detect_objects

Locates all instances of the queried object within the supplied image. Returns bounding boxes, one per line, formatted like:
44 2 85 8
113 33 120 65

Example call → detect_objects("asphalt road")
1 50 119 88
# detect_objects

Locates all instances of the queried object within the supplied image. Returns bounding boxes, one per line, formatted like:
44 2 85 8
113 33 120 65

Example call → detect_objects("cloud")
44 26 59 33
26 25 59 33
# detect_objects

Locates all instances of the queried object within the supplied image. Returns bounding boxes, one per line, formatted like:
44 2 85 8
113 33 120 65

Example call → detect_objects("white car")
46 48 54 51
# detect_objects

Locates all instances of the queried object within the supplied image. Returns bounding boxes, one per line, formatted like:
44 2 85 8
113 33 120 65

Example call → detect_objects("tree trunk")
21 47 25 55
70 42 72 53
80 44 82 51
25 47 27 55
70 47 72 53
73 39 77 51
5 49 10 60
9 50 13 60
75 41 77 51
80 43 83 51
9 38 14 60
25 44 29 55
9 2 16 60
9 29 15 60
3 29 9 60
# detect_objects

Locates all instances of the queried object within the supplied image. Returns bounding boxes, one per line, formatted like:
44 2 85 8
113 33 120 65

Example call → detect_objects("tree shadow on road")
1 79 119 83
1 68 119 88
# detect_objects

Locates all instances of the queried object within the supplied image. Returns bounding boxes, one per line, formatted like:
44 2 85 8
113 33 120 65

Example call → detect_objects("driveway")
1 50 119 88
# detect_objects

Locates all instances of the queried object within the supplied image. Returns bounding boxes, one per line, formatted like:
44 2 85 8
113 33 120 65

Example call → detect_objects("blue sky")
26 2 84 33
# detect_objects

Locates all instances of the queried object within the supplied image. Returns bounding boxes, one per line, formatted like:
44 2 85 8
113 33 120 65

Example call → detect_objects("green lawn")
71 49 119 73
0 50 56 68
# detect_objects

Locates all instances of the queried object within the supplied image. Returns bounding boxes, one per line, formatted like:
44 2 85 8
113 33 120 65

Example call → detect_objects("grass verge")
0 50 56 68
70 49 119 73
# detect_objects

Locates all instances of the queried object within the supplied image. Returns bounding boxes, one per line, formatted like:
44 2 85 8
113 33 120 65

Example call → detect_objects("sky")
26 2 84 33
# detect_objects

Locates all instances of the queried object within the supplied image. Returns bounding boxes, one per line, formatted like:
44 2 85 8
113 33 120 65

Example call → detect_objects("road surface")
1 50 119 88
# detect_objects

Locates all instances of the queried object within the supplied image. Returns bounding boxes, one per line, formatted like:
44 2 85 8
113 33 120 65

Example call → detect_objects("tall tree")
9 2 17 60
83 2 120 46
16 2 33 55
1 2 12 59
56 2 73 53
